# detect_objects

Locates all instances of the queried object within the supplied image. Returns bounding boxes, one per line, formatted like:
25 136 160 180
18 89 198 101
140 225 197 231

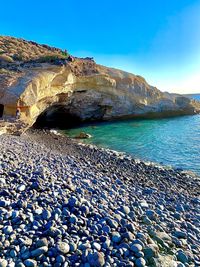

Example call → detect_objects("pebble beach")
0 130 200 267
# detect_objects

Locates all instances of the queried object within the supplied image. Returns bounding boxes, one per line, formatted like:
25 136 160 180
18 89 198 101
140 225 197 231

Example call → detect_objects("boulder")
74 132 92 139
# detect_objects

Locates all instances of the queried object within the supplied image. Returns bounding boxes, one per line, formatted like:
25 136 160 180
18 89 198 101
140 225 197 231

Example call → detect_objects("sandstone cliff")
0 36 199 129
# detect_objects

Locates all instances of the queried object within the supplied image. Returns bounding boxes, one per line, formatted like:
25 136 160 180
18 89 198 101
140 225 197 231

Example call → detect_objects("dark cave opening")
33 105 83 129
0 104 4 118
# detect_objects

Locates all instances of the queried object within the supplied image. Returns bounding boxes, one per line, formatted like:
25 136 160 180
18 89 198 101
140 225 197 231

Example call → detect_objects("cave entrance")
33 105 82 129
0 104 4 118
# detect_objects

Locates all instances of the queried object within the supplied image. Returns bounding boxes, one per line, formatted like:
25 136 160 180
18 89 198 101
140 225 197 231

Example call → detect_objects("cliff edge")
0 36 199 130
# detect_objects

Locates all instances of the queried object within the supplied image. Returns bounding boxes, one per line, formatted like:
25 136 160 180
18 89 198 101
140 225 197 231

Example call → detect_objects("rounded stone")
92 242 101 251
87 251 105 267
3 225 13 235
135 251 144 258
18 184 26 192
36 238 48 248
34 208 43 215
15 263 25 267
146 210 156 220
121 206 130 215
56 255 65 263
0 259 8 267
0 200 10 207
42 210 51 220
135 257 146 267
68 196 78 208
69 242 77 252
130 244 143 253
102 225 111 234
31 246 48 257
177 250 188 264
10 249 17 258
56 242 70 254
24 259 37 267
174 231 187 239
112 232 121 243
143 244 158 260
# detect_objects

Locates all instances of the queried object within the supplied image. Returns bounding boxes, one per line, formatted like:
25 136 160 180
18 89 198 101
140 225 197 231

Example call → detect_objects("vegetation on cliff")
0 36 69 63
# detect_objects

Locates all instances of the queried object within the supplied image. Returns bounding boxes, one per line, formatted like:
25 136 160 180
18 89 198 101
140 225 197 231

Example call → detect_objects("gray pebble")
135 257 146 267
0 259 8 267
112 232 121 243
56 242 70 254
31 246 48 258
24 259 37 267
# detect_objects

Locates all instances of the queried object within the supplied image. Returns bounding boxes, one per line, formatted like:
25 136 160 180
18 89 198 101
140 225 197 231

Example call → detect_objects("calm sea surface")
64 94 200 175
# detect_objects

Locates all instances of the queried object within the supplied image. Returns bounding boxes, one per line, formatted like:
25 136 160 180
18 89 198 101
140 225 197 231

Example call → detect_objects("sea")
64 94 200 175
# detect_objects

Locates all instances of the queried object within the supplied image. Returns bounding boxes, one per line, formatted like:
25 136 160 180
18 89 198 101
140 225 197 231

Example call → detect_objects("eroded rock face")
0 58 200 128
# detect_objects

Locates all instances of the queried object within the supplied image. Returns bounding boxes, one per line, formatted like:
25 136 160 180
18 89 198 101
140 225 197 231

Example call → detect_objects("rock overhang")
0 54 200 131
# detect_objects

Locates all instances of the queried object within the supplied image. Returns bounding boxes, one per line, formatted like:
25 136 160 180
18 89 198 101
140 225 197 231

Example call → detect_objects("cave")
33 93 113 129
0 104 4 118
33 105 83 129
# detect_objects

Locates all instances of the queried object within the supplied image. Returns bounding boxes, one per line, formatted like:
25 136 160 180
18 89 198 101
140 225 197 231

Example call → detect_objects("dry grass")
0 36 69 63
0 54 14 62
0 67 23 91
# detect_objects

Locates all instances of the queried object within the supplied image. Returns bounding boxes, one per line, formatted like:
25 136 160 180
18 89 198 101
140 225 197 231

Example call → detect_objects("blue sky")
1 0 200 93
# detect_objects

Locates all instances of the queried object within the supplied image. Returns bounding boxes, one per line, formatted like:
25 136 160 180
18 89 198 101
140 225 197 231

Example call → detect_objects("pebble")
177 263 185 267
177 250 188 264
56 242 70 254
0 200 10 207
0 260 8 267
121 206 130 214
24 259 37 267
17 184 26 192
31 246 48 257
0 131 198 266
143 245 157 259
36 238 48 248
10 249 17 258
111 232 121 243
87 252 105 267
42 209 51 220
92 242 101 251
135 257 146 267
3 226 13 235
174 231 187 239
130 243 143 253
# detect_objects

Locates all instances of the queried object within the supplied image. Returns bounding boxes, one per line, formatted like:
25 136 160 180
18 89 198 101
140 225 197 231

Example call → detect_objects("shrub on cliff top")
36 54 67 63
0 54 14 63
0 36 69 63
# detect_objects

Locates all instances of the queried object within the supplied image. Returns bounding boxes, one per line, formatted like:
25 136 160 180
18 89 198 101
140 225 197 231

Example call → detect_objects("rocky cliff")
0 36 199 129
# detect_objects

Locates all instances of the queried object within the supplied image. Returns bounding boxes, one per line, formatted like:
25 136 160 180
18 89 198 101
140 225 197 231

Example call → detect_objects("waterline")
64 114 200 175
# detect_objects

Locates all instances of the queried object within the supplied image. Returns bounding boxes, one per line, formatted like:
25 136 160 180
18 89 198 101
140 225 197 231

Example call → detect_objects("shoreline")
67 134 199 179
61 125 200 178
28 129 200 194
0 129 199 266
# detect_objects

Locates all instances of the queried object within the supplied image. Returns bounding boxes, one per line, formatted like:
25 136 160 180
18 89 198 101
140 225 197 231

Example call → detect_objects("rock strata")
0 36 200 132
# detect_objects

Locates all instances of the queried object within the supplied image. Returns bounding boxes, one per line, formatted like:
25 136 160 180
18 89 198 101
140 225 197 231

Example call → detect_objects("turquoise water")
64 94 200 175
